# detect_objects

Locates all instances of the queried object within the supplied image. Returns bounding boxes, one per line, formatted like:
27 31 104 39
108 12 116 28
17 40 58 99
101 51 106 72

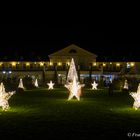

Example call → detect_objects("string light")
0 83 15 111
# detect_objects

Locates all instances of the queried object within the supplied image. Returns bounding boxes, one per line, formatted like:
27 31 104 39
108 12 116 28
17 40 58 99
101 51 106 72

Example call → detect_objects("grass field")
0 87 140 139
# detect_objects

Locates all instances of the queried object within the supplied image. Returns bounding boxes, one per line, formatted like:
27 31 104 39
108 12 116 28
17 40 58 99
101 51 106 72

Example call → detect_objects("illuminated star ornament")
47 81 55 90
91 81 98 90
0 82 15 111
18 78 25 89
65 76 84 101
130 83 140 110
34 79 39 88
65 58 85 101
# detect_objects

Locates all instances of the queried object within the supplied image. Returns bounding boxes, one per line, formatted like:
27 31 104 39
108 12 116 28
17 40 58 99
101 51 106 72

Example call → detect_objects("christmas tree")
18 78 24 89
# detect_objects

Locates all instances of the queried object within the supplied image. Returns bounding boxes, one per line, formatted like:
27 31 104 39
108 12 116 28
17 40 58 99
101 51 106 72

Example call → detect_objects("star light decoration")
65 58 85 101
47 81 55 90
130 83 140 110
0 82 15 111
18 78 25 89
91 81 98 90
34 79 39 88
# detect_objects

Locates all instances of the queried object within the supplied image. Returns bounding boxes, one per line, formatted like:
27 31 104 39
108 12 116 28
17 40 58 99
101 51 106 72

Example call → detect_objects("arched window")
69 49 77 53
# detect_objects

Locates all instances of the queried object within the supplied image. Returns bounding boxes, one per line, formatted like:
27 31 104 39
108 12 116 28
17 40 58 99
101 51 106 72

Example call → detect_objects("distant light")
127 63 130 68
130 62 135 67
116 63 120 67
50 62 53 66
58 74 61 76
11 62 16 66
9 71 12 74
40 62 44 66
2 71 6 74
26 62 30 66
103 63 106 67
93 62 96 66
110 62 112 64
58 62 62 66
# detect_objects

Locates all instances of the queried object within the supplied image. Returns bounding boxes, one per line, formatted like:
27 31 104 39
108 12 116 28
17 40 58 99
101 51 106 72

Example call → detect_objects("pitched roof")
48 44 97 57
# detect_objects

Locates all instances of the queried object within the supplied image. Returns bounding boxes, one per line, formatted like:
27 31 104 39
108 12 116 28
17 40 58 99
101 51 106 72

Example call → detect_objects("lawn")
0 87 140 139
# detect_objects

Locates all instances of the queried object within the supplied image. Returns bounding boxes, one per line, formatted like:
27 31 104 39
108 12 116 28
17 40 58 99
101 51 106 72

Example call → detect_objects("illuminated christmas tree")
67 58 78 82
65 58 84 101
123 79 128 89
0 82 15 111
34 79 39 87
18 78 24 89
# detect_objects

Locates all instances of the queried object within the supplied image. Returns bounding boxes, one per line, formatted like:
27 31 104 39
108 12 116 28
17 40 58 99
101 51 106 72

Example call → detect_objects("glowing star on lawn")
123 79 128 89
47 81 55 90
18 78 24 89
91 81 98 90
130 83 140 110
34 79 39 87
0 83 15 111
65 76 85 101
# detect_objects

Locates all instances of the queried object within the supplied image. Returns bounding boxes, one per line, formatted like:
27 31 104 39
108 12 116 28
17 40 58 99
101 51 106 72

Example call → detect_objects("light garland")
91 81 98 90
34 79 39 87
130 83 140 110
47 81 55 90
0 83 15 111
65 58 84 101
18 78 24 89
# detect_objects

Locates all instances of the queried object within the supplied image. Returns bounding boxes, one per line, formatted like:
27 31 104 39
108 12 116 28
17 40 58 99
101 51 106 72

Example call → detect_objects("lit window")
50 62 53 66
40 62 44 66
116 63 120 67
58 62 62 66
26 62 30 66
130 62 135 67
11 62 16 66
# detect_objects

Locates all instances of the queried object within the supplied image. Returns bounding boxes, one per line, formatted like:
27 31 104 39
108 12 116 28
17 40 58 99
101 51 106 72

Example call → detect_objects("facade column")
42 65 46 86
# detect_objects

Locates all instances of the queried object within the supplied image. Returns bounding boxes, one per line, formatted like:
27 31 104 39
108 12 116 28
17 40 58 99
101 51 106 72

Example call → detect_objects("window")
69 49 77 53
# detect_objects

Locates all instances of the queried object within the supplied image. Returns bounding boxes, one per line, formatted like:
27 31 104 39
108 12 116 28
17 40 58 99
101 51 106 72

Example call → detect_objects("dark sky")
0 24 139 61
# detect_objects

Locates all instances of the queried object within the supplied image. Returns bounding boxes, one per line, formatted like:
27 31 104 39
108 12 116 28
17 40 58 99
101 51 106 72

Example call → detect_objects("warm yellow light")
67 62 70 66
58 62 62 66
93 62 96 66
26 62 30 66
116 63 120 67
40 62 44 66
11 62 16 66
130 62 135 67
103 63 106 67
110 62 112 64
50 62 53 66
0 62 3 66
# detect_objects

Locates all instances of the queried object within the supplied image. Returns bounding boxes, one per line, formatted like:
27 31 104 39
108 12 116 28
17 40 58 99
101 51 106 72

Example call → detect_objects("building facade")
0 44 139 85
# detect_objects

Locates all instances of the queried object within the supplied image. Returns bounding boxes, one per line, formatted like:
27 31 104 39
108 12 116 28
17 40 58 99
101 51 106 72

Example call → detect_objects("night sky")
0 24 139 61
